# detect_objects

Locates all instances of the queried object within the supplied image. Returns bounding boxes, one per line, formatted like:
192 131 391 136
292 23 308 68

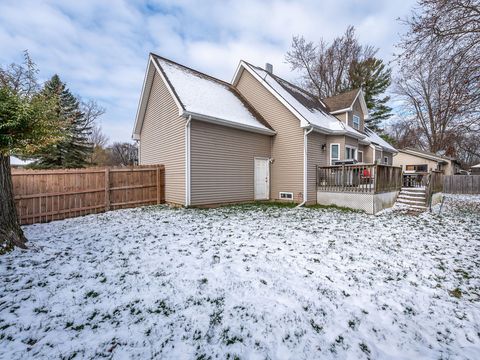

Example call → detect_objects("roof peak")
150 52 231 87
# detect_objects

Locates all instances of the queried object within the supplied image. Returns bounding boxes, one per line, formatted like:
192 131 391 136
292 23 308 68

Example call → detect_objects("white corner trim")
132 58 154 138
298 126 314 207
185 116 191 207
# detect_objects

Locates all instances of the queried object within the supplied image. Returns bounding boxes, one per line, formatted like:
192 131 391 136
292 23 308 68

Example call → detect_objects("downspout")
185 115 192 207
297 126 314 207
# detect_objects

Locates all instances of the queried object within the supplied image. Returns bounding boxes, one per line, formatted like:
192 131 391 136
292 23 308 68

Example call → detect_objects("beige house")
393 148 461 176
133 53 397 208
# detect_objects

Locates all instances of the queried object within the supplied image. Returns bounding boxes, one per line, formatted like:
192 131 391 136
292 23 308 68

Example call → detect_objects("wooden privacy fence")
11 165 165 225
443 175 480 194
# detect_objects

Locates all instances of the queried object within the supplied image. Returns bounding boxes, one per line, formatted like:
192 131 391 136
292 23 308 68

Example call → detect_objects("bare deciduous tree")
286 26 392 129
393 0 480 163
286 26 376 98
107 142 138 166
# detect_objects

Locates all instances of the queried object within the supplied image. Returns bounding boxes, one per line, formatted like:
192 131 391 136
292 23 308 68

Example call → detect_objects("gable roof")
132 54 275 139
364 128 396 153
322 88 369 119
322 89 359 112
232 61 367 139
398 148 455 163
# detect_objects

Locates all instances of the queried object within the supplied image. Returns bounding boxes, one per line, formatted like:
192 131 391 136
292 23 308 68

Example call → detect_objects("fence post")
105 168 110 211
156 166 161 204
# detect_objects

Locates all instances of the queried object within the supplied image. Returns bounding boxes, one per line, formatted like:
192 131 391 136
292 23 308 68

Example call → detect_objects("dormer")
322 89 368 133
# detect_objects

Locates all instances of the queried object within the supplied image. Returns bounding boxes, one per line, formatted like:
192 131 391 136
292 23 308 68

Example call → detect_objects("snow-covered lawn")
1 195 479 359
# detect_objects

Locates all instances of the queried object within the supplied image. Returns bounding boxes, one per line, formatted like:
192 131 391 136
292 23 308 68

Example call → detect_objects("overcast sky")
0 0 417 142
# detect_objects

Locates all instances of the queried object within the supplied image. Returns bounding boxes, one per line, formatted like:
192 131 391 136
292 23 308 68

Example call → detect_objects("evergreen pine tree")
34 75 92 168
349 58 392 131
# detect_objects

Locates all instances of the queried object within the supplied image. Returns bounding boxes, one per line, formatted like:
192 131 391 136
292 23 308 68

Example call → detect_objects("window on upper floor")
353 115 360 130
384 156 389 165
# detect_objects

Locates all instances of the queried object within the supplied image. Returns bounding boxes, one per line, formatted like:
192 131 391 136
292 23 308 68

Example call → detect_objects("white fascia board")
132 58 154 138
400 149 444 162
330 107 352 114
329 90 369 119
132 55 186 139
309 124 366 140
184 111 276 136
150 56 184 116
232 61 309 127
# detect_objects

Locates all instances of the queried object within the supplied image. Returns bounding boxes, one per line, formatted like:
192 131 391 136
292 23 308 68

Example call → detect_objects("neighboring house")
132 53 397 208
393 148 462 175
471 164 480 175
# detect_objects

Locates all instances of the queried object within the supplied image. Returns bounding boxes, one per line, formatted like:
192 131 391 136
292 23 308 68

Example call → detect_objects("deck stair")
395 187 428 211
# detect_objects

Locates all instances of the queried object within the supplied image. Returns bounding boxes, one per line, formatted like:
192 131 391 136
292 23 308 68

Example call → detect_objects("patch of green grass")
221 328 243 345
310 319 323 333
306 204 364 213
85 290 99 299
221 201 298 210
449 288 462 298
148 299 174 316
359 342 371 355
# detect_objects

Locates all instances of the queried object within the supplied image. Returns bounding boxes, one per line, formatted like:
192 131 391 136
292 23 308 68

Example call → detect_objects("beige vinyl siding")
334 112 348 124
358 144 368 163
348 98 365 132
326 135 359 163
307 132 327 204
393 152 440 172
326 136 344 165
190 120 271 205
139 72 185 205
383 152 393 165
236 69 305 202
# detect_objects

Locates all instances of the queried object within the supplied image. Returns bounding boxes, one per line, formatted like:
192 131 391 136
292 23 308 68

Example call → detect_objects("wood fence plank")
11 165 165 225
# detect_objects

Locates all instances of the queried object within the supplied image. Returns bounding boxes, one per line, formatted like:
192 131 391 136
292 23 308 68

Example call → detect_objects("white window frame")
345 145 357 161
352 114 360 130
358 150 363 163
279 192 293 200
330 143 340 165
384 156 389 165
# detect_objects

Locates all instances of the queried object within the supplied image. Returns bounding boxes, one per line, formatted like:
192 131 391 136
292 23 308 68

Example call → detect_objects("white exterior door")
254 158 269 200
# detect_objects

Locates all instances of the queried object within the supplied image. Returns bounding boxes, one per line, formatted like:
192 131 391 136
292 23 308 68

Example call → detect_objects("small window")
384 156 388 165
358 151 363 163
345 146 357 160
279 192 293 200
353 115 360 130
405 164 428 172
330 144 340 165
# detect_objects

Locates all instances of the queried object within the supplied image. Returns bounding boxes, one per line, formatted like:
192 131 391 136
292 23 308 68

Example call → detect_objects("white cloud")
0 0 416 142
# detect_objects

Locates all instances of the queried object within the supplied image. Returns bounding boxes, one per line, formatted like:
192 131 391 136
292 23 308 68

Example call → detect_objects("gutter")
182 111 276 136
185 115 192 207
297 126 314 208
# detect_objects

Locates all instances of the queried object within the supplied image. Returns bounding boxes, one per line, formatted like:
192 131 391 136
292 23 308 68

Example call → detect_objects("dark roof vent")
265 63 273 74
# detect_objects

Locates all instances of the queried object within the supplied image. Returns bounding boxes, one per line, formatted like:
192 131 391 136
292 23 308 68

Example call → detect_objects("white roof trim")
328 90 369 120
132 55 185 139
185 111 276 136
232 61 310 128
399 149 450 163
132 58 154 139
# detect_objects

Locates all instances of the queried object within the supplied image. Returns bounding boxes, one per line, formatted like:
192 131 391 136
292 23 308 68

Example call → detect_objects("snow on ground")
1 195 479 359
